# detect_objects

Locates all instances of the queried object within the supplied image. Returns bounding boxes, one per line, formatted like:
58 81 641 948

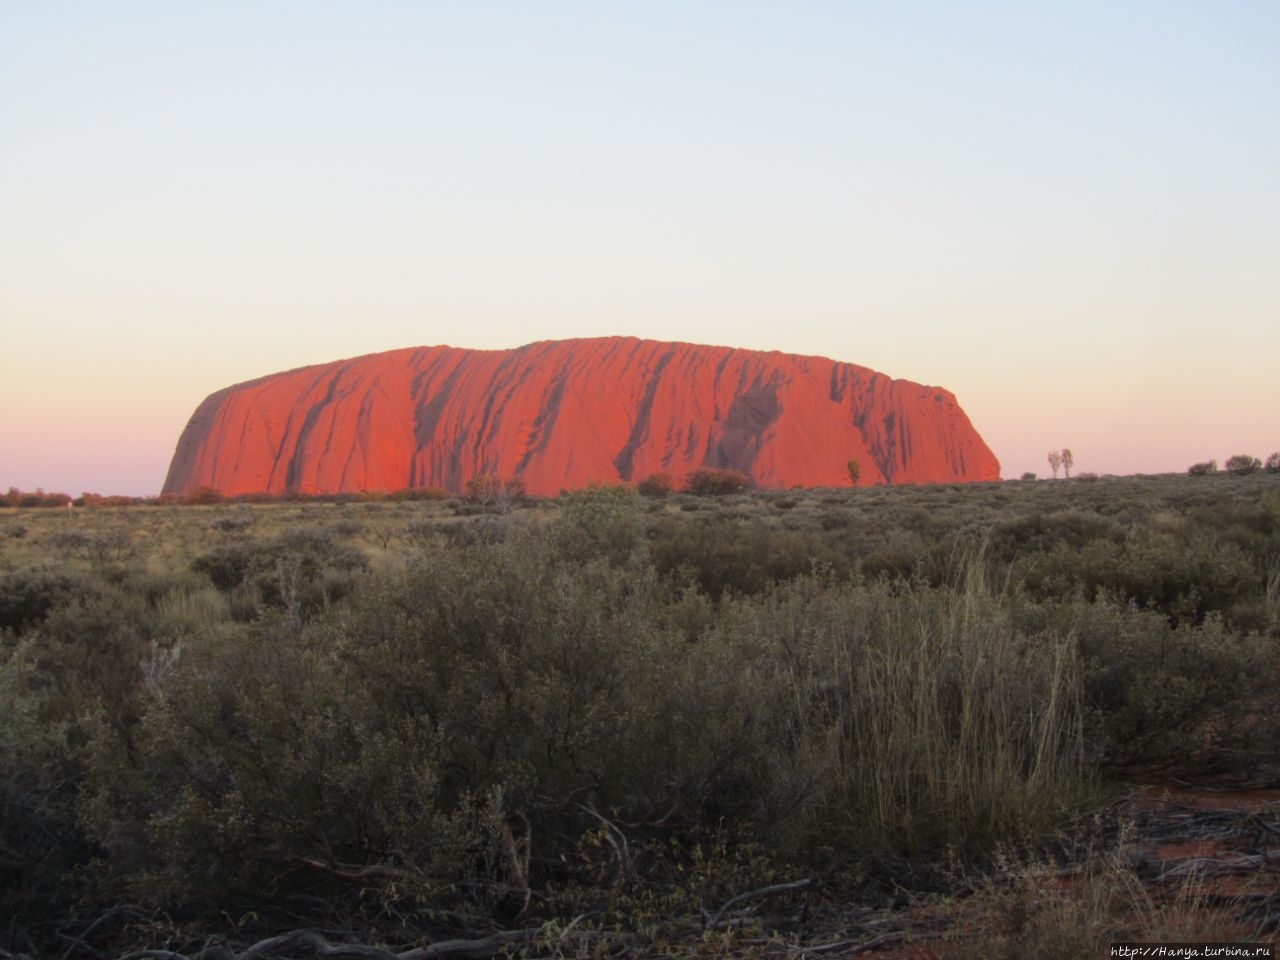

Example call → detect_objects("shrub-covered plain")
1 472 1278 954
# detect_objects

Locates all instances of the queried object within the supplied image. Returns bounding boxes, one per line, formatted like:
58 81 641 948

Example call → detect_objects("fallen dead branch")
704 878 813 932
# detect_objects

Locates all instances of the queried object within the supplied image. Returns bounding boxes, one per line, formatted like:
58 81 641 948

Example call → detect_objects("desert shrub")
77 493 143 508
191 526 369 620
847 524 957 584
84 534 766 921
554 484 647 566
328 518 365 539
465 474 526 512
1017 527 1259 626
25 589 156 735
437 515 511 548
684 467 750 496
988 510 1125 564
1266 451 1280 473
1073 599 1280 777
207 512 255 538
635 471 675 497
48 527 139 565
0 655 85 928
82 611 484 918
184 486 223 505
8 489 73 508
1188 460 1217 476
1225 454 1262 475
649 515 842 599
2 522 27 540
0 570 96 636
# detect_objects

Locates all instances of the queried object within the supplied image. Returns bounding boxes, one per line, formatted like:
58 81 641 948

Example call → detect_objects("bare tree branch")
705 878 812 931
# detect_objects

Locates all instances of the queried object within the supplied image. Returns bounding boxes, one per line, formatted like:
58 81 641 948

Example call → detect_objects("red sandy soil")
163 337 1000 497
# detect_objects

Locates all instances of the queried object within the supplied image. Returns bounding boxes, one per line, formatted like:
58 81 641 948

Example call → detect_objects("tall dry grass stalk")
766 553 1095 860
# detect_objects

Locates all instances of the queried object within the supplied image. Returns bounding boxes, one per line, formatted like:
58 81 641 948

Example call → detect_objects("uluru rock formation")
163 337 1000 497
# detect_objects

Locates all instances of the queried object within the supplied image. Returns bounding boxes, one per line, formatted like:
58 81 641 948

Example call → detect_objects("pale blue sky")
3 2 1277 493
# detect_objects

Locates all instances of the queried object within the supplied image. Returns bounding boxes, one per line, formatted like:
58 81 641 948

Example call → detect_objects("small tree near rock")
466 474 526 512
636 472 675 498
1225 455 1262 476
847 459 861 486
1047 450 1062 479
185 486 223 505
684 468 750 496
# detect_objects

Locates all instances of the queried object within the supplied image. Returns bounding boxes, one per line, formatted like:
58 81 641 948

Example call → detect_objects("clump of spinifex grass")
742 557 1097 863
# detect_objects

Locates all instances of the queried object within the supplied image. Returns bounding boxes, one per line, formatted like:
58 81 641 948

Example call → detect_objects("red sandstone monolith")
163 337 1000 496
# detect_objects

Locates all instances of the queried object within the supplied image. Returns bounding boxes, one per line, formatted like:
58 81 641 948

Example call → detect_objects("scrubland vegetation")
3 471 1279 956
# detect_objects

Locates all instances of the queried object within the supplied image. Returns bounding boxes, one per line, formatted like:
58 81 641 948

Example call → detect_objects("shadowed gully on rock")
163 337 1000 497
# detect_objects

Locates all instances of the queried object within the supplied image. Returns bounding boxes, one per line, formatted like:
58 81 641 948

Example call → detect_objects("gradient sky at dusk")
3 2 1277 495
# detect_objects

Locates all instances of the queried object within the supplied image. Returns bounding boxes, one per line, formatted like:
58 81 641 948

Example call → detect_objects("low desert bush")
684 467 750 496
649 514 843 598
1225 454 1262 476
0 656 84 926
191 525 369 620
184 486 223 505
83 533 766 920
1073 599 1280 777
48 527 139 565
554 484 648 566
635 471 675 497
465 474 526 512
1017 526 1260 626
0 569 95 636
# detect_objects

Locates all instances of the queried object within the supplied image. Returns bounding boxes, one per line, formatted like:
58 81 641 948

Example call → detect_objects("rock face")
163 337 1000 496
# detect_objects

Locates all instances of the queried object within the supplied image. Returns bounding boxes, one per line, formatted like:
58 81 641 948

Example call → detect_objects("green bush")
553 484 647 566
636 471 675 497
650 514 842 598
1017 527 1259 626
84 534 764 919
184 485 223 505
191 526 369 619
0 570 95 636
0 656 84 925
1073 599 1280 777
1225 454 1262 476
684 468 750 496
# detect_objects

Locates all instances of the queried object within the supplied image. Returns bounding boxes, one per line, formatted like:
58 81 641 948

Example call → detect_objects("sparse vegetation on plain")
2 471 1278 957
